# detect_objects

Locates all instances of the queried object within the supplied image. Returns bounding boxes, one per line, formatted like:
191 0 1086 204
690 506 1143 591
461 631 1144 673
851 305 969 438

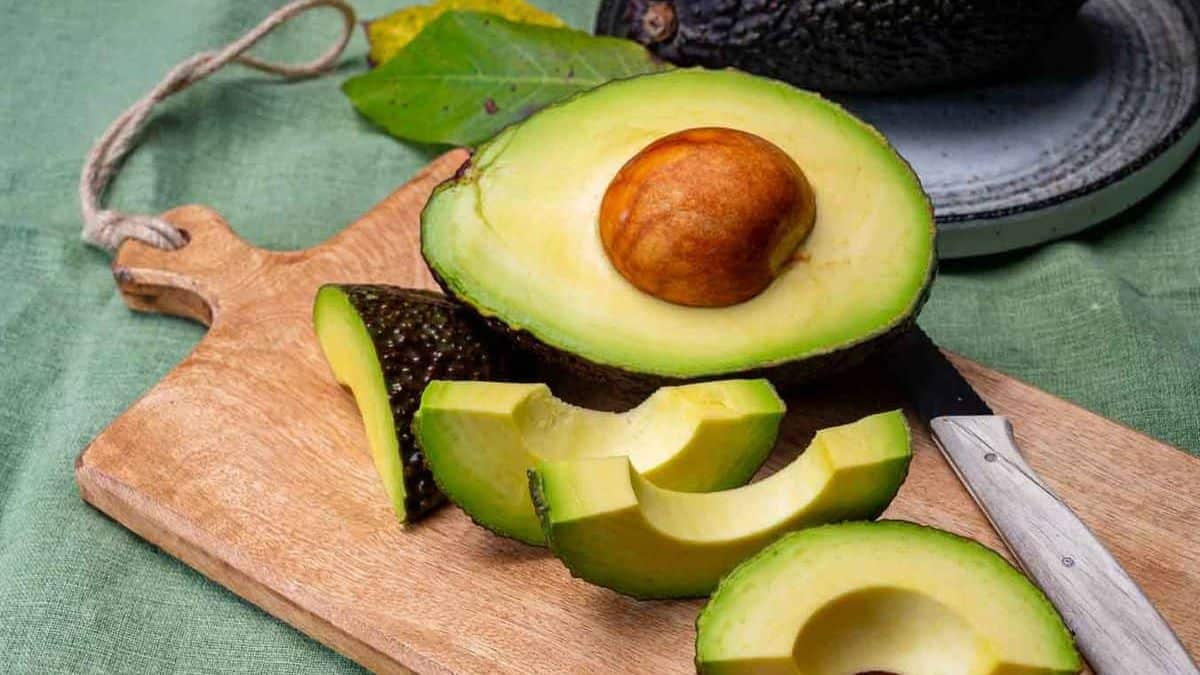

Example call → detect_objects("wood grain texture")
77 150 1200 674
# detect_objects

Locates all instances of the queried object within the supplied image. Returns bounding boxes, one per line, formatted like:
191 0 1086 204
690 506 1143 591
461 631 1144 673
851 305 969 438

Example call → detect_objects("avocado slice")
422 68 935 388
415 379 785 544
697 521 1082 675
596 0 1084 93
530 410 912 598
313 285 513 523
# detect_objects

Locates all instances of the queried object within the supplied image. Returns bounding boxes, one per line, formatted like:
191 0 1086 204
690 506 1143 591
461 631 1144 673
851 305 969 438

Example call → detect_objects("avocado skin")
427 255 935 396
527 468 554 545
334 285 518 521
596 0 1085 93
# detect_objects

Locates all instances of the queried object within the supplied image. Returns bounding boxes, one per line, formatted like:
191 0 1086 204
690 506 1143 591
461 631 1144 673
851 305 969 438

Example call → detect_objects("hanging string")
79 0 356 252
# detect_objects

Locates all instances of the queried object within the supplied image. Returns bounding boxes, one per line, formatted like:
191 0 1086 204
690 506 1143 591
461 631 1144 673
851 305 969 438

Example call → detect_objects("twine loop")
80 0 356 252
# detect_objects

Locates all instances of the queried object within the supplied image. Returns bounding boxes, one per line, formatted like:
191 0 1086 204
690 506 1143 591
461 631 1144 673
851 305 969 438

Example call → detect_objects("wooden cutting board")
77 150 1200 674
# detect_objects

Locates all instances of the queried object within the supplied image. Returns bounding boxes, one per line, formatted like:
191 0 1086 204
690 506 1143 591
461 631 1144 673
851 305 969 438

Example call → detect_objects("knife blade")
883 327 1198 675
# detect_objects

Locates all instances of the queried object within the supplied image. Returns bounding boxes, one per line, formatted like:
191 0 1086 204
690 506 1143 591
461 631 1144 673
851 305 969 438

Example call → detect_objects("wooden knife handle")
930 415 1198 675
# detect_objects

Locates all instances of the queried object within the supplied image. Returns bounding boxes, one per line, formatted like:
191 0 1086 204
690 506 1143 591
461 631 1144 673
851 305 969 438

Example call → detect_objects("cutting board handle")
108 150 470 327
112 204 266 327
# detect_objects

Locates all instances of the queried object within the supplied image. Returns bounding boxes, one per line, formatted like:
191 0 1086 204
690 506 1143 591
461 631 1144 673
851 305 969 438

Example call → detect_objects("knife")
883 327 1198 675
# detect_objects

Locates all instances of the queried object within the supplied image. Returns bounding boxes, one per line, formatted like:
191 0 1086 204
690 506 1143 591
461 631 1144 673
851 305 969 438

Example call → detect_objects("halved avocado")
415 379 785 544
313 285 513 523
530 410 911 598
422 68 935 388
696 521 1082 675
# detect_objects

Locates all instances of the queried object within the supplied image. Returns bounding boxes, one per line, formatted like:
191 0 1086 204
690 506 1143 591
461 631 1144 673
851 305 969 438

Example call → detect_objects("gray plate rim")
933 0 1200 257
936 89 1200 227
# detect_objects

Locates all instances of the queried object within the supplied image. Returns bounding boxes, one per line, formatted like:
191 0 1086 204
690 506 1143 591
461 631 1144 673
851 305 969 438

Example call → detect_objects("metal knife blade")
883 327 1198 675
883 327 993 420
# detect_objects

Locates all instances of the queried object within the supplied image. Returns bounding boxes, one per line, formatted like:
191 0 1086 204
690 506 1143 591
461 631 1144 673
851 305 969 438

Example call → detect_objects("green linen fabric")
0 1 1196 672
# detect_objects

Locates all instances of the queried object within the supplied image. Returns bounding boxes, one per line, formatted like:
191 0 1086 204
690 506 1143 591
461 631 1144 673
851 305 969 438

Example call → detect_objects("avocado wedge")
422 68 935 388
313 285 513 523
415 379 785 544
696 521 1082 675
530 410 911 598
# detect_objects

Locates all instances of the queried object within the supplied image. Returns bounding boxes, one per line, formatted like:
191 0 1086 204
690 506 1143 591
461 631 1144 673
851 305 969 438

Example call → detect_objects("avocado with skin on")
421 68 935 390
415 379 785 544
596 0 1086 93
696 520 1082 674
313 285 515 523
529 410 912 599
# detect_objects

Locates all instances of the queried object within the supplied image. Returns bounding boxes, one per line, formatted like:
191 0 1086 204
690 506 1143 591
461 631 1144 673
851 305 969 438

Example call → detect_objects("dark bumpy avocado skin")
527 469 554 545
596 0 1085 93
426 246 935 397
338 286 515 521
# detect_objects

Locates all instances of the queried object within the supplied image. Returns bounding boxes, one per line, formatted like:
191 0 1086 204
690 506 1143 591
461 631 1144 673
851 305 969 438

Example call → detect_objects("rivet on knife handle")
930 415 1199 675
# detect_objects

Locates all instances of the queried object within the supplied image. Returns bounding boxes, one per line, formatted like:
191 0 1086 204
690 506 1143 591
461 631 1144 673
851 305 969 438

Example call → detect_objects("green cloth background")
1 1 1197 672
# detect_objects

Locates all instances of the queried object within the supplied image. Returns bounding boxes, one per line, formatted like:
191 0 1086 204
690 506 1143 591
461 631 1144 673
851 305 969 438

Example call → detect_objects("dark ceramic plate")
832 0 1200 258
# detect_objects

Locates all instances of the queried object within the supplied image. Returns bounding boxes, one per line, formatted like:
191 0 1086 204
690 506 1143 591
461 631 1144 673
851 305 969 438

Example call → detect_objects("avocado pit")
599 127 816 308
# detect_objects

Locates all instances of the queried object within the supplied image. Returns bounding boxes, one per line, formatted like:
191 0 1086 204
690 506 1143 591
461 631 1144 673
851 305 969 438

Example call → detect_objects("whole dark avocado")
595 0 1086 93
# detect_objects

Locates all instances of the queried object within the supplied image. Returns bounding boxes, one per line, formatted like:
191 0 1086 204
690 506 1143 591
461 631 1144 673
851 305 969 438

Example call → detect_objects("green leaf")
342 11 671 147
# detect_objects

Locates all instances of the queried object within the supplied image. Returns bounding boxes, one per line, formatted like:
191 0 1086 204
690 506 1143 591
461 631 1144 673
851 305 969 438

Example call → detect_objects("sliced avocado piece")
415 379 785 544
530 410 911 598
596 0 1084 93
313 284 512 523
422 68 934 388
696 521 1082 675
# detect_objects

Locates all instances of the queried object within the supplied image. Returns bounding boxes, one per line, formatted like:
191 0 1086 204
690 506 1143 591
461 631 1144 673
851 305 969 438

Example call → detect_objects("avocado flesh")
422 68 935 384
696 521 1081 675
416 379 785 545
530 410 911 598
313 285 511 523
